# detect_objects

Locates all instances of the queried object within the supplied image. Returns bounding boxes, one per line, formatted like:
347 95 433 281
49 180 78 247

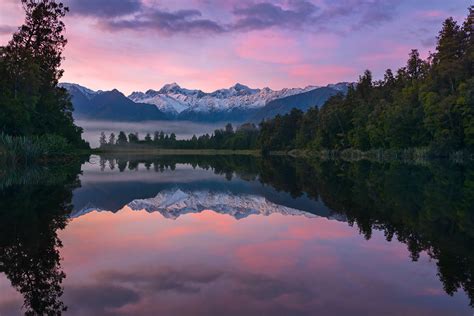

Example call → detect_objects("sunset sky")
0 0 471 94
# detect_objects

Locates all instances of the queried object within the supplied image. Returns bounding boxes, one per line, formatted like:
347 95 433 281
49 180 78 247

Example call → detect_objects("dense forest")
260 7 473 155
103 7 473 157
0 0 88 161
100 123 260 150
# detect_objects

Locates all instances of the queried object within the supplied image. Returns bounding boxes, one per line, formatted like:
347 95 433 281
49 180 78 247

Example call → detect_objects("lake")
0 155 472 315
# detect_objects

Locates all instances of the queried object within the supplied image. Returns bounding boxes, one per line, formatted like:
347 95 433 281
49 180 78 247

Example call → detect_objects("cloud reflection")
54 209 470 315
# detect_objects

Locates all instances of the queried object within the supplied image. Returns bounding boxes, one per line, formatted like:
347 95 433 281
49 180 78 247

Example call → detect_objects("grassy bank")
96 144 474 162
0 133 91 164
278 148 474 163
95 145 260 156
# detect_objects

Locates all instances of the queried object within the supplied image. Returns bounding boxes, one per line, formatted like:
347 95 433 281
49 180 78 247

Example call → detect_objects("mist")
76 120 236 148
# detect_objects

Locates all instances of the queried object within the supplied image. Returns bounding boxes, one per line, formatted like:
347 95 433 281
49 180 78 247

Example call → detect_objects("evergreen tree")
117 131 127 145
99 132 107 147
108 132 115 145
0 0 87 148
145 133 152 143
128 133 139 143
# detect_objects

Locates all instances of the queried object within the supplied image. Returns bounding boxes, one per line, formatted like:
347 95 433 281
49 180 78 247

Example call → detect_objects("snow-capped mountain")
128 83 321 115
70 189 318 220
59 82 97 100
61 83 169 121
61 82 351 122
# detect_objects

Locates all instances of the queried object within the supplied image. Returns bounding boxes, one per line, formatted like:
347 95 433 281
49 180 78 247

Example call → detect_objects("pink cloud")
0 0 470 93
417 10 447 18
287 64 356 85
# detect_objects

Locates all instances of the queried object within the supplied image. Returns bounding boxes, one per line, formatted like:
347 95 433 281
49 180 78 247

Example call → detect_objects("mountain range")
70 189 319 220
60 82 350 122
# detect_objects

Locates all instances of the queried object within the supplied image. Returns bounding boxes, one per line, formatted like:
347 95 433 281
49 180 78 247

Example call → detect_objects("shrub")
0 133 74 163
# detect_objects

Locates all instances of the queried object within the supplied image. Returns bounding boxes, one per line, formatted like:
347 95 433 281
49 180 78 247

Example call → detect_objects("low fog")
76 120 236 148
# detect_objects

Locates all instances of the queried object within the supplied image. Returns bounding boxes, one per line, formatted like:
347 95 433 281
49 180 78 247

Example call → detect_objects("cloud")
232 0 320 31
103 8 225 35
317 0 400 31
0 24 17 35
352 0 398 30
63 265 318 315
66 0 142 18
95 266 224 294
420 37 436 48
63 0 401 36
64 284 140 315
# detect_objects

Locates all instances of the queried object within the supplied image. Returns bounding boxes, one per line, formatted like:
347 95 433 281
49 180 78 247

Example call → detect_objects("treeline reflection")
0 160 85 315
98 154 474 306
0 155 472 314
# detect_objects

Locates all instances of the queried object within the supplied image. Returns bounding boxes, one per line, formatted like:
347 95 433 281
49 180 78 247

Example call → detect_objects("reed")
0 133 74 164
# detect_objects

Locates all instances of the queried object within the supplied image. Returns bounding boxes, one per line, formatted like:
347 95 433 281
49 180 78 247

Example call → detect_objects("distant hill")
61 82 351 122
250 84 349 122
61 84 169 121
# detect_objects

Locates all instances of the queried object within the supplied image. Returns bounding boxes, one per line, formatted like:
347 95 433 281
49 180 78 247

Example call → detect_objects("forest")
259 7 473 155
100 123 260 151
102 7 473 157
0 0 88 162
1 1 472 159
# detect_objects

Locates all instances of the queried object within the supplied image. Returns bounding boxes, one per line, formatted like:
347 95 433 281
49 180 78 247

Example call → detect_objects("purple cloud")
232 1 320 31
0 24 17 35
61 0 404 35
103 8 225 35
66 0 142 18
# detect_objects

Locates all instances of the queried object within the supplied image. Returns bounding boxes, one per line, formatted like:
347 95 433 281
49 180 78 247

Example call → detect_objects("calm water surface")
0 155 472 315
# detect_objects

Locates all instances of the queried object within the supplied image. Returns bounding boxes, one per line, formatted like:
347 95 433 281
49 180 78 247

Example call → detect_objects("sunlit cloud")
0 0 471 92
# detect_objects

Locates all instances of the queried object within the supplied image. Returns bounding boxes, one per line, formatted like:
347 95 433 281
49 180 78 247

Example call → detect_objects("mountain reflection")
72 188 319 220
0 155 473 314
91 154 474 307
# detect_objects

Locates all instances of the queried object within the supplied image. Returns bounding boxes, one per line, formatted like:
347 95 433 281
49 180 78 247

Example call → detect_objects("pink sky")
1 208 469 315
0 0 471 94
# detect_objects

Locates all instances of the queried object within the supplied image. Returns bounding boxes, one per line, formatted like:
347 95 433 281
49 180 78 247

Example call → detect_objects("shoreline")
92 148 261 156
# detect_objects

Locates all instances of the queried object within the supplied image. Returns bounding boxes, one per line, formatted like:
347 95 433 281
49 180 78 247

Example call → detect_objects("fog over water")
76 120 234 147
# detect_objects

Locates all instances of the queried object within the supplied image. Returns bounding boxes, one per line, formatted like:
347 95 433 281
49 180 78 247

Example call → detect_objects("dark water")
0 155 473 315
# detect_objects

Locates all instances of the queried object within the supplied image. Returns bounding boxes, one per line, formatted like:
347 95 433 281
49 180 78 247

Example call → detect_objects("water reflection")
0 155 472 315
0 161 84 315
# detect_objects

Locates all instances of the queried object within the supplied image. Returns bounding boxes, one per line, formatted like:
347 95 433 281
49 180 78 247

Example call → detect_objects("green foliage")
0 133 75 163
104 123 259 150
259 109 304 152
128 133 139 143
257 7 474 155
117 131 128 145
0 0 88 151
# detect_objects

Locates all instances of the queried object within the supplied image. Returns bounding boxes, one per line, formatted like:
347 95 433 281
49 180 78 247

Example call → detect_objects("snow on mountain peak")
130 189 319 219
128 82 326 114
71 189 319 220
159 82 182 93
59 83 97 100
63 81 350 116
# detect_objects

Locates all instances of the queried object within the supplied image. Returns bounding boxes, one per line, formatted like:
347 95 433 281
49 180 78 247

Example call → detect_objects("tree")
406 49 428 80
225 123 234 134
0 0 87 148
128 133 139 143
108 133 116 145
117 131 127 145
99 132 107 147
145 133 152 143
153 131 160 142
433 17 465 93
